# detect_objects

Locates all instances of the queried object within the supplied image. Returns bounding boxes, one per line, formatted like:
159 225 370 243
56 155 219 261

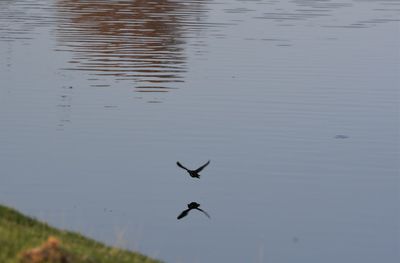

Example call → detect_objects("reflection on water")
56 85 74 131
1 0 397 95
55 0 210 92
177 201 211 220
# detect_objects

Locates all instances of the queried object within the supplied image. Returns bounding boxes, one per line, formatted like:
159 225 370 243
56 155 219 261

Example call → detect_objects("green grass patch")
0 204 162 263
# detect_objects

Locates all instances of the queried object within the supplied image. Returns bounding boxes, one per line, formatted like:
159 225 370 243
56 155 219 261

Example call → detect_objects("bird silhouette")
176 160 210 178
177 202 210 219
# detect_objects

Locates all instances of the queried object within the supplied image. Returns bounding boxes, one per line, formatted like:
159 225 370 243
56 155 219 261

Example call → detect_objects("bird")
176 160 210 178
177 202 210 219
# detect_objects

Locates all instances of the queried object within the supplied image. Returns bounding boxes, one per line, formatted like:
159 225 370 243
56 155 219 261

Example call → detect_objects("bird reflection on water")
177 202 210 220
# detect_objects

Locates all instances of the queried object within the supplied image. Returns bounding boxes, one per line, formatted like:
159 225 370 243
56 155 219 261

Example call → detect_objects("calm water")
0 0 399 262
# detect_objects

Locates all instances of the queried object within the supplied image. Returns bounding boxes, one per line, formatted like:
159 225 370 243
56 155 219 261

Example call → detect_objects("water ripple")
54 0 212 93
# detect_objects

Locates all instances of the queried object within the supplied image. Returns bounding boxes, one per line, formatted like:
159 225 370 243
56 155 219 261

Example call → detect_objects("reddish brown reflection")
55 0 209 92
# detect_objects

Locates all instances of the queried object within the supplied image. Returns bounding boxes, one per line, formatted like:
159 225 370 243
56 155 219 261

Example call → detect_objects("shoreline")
0 204 162 263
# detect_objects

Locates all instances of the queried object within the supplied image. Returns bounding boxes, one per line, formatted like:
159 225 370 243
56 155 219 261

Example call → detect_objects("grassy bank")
0 204 162 263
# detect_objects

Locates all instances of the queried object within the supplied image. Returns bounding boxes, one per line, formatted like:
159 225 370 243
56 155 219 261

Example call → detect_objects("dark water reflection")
55 0 210 92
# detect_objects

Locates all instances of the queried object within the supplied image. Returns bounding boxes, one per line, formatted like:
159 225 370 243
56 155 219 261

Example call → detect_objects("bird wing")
194 160 210 173
176 161 189 171
177 209 190 219
196 208 211 218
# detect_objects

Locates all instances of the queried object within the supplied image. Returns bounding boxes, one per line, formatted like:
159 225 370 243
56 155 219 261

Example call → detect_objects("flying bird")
177 202 210 220
176 160 210 178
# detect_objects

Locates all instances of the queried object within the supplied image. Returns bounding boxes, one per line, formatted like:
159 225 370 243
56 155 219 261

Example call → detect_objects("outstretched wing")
196 208 211 219
176 161 189 171
194 160 210 173
177 209 190 219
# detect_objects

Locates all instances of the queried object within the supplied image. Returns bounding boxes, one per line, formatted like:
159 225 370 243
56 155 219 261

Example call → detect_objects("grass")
0 204 163 263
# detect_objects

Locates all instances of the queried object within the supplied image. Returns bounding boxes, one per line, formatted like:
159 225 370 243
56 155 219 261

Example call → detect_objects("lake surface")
0 0 399 262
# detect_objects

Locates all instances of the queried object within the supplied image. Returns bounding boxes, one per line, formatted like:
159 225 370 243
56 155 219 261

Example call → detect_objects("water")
0 0 399 262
